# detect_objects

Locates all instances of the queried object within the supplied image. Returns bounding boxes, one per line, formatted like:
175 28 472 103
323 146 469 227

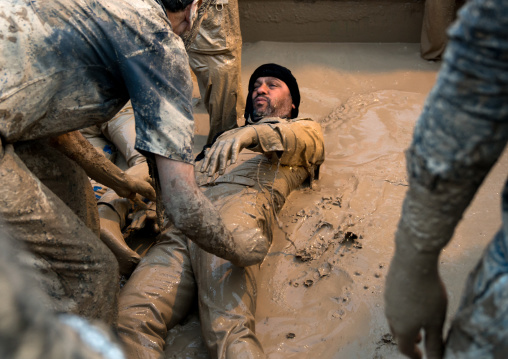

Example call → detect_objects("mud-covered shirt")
0 0 194 163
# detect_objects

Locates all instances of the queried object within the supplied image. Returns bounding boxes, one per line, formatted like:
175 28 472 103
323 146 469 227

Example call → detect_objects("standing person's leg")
101 102 146 168
15 139 101 236
0 228 126 359
0 141 118 324
117 228 196 359
420 0 464 60
188 0 244 144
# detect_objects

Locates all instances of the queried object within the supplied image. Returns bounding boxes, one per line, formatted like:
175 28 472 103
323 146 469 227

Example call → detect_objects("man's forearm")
155 155 259 267
51 131 155 200
397 177 478 254
50 131 130 191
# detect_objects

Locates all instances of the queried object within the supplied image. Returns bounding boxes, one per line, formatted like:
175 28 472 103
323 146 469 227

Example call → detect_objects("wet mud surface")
165 42 508 358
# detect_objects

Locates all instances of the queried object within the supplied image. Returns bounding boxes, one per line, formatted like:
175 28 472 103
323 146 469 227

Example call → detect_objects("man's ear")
184 1 197 24
292 104 296 110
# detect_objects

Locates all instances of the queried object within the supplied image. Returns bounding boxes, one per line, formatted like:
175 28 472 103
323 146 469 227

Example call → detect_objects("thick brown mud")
165 42 508 358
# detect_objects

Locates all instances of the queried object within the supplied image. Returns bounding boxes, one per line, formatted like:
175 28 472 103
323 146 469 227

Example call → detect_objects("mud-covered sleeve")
250 119 325 169
400 0 508 252
113 7 195 164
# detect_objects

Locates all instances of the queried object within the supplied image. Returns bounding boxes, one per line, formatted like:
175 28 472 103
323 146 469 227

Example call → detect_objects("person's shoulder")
103 0 170 32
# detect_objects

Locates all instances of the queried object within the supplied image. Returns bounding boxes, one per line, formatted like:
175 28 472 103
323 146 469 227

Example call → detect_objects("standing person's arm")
107 4 243 264
385 1 508 358
50 131 156 201
154 156 241 264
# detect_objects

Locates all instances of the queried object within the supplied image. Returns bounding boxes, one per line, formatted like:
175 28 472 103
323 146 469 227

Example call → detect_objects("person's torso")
0 0 174 143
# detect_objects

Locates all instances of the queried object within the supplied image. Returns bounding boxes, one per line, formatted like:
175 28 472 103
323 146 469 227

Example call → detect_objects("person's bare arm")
156 155 261 267
50 131 155 201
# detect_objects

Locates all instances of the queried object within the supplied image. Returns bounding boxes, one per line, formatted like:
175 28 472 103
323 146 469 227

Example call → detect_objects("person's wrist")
247 126 258 147
393 220 440 277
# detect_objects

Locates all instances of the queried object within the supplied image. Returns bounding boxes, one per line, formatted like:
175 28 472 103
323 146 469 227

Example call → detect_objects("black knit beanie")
161 0 194 12
244 63 300 121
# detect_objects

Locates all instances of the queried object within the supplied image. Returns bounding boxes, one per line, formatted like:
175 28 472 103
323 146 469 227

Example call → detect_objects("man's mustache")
254 95 269 103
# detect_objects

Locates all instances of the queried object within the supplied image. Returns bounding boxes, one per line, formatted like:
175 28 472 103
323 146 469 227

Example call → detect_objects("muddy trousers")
420 0 465 60
117 229 264 359
189 46 244 144
0 140 119 324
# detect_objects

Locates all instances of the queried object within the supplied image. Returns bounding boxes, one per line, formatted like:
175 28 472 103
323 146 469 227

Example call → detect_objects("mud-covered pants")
188 0 244 144
117 186 269 359
420 0 465 60
0 138 119 324
117 156 308 359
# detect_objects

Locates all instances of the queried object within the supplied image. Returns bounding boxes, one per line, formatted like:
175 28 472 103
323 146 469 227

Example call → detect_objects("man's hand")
98 206 141 276
200 127 257 177
129 201 159 232
112 173 155 202
385 239 448 359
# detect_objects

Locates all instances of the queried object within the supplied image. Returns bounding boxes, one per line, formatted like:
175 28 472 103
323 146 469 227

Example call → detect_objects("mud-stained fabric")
245 117 324 176
0 143 119 323
15 139 101 236
0 0 194 164
118 230 196 359
445 230 508 358
399 0 508 356
0 230 124 359
420 0 465 61
188 240 264 359
117 118 324 359
101 103 146 168
189 0 244 144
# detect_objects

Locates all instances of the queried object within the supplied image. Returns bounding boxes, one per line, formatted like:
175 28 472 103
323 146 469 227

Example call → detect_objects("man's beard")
252 96 291 122
252 97 273 122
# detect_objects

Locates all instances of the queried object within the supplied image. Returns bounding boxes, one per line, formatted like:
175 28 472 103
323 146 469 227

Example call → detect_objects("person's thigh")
14 139 100 235
445 230 508 358
191 184 269 358
189 242 265 359
0 143 118 323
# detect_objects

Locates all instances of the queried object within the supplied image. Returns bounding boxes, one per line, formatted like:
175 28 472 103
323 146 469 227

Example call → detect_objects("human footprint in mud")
0 0 239 324
116 63 325 359
385 0 508 358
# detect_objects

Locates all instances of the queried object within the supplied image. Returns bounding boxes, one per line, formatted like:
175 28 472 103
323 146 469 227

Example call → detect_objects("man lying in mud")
0 0 240 325
114 63 325 358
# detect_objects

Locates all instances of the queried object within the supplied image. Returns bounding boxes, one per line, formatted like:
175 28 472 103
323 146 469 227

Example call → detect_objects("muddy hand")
385 242 447 359
115 173 156 202
99 209 141 276
200 127 257 177
129 202 158 232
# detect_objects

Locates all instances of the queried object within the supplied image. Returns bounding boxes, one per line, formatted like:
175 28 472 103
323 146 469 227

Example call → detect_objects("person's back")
0 0 191 150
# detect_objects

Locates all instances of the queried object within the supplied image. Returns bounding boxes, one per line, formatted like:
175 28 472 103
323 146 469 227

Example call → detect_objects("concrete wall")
238 0 425 43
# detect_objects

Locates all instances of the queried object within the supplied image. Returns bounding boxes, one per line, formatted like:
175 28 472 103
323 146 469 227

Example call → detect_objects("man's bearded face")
251 77 294 121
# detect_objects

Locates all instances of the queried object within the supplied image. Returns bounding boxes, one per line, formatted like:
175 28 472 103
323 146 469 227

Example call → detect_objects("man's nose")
256 83 269 95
